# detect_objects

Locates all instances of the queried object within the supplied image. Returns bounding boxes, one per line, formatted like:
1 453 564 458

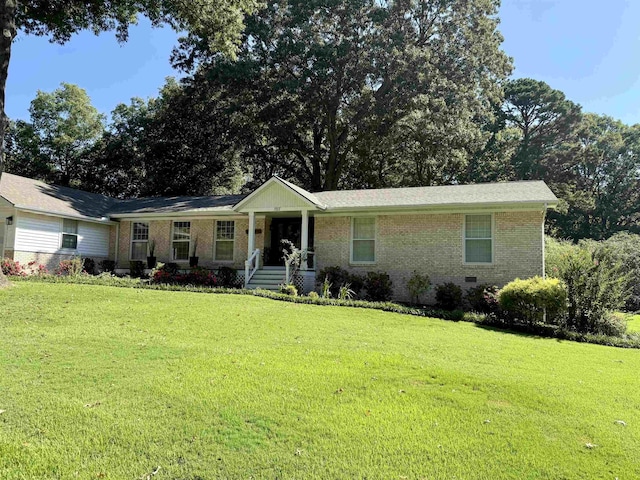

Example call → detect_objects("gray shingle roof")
110 195 244 215
0 173 117 220
313 181 558 209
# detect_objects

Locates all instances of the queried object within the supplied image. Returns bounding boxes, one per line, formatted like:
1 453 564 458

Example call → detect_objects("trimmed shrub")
308 291 319 299
279 284 298 296
129 261 145 278
82 258 96 275
364 271 393 302
465 284 500 314
217 266 241 288
57 258 84 276
435 282 463 311
406 271 431 305
99 260 116 273
1 258 24 276
498 276 567 326
152 265 217 287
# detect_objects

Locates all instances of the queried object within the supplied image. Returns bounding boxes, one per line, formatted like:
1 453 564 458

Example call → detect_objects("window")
61 219 78 249
131 222 149 260
351 217 376 263
465 214 492 263
215 220 235 261
172 221 191 261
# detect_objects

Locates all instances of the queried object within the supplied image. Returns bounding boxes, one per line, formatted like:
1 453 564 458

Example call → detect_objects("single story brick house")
0 173 558 301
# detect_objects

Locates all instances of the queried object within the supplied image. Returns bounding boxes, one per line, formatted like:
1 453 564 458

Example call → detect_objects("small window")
351 217 376 263
215 220 235 261
465 214 492 263
131 222 149 260
172 221 191 261
62 219 78 250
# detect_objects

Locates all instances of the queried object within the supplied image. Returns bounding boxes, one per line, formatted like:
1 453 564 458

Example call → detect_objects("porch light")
6 216 12 226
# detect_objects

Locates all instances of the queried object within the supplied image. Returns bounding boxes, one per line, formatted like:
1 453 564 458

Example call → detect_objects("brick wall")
315 210 544 303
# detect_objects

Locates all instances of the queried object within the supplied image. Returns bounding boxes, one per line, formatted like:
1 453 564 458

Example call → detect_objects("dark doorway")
264 217 314 266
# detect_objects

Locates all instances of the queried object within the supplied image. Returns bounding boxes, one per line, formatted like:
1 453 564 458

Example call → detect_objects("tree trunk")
0 0 16 288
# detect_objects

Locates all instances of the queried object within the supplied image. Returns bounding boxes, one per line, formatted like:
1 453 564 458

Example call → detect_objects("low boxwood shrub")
279 284 298 296
498 276 567 326
83 258 96 275
364 271 393 302
435 282 463 311
99 260 116 273
217 266 241 288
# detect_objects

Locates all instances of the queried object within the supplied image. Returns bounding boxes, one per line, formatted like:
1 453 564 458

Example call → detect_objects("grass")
1 283 639 479
626 314 640 332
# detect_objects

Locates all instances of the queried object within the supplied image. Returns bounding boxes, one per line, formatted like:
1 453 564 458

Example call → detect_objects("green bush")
57 257 84 276
317 266 365 297
553 246 629 334
406 271 431 305
308 291 319 299
82 258 96 275
465 284 500 314
217 266 241 288
99 260 116 273
364 271 393 302
435 282 463 311
498 276 567 326
129 261 145 278
279 284 298 296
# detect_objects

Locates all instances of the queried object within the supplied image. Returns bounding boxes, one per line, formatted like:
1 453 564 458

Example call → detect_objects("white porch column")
300 210 309 270
248 211 256 257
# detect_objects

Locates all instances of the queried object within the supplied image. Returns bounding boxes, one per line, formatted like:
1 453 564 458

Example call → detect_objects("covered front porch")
234 177 326 292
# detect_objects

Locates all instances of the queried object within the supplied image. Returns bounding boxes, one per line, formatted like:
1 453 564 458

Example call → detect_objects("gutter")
14 205 117 225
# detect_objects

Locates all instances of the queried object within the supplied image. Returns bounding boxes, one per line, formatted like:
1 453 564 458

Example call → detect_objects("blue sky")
6 1 640 125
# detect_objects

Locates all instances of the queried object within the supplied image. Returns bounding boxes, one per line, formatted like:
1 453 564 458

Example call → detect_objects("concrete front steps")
246 266 287 291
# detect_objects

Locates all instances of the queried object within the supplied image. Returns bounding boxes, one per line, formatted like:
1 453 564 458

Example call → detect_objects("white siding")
14 211 110 257
240 182 312 210
15 212 61 253
77 222 109 257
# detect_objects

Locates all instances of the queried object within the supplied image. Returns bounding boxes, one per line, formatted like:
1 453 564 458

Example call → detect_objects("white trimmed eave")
315 200 558 217
109 210 247 221
0 194 13 208
14 206 118 225
233 177 327 212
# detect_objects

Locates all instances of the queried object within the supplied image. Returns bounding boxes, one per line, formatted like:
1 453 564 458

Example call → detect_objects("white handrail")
244 248 260 287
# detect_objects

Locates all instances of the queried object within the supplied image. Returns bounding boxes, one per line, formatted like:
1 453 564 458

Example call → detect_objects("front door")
265 217 314 266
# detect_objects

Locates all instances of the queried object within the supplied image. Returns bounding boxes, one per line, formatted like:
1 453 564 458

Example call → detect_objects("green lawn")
626 314 640 333
1 284 639 479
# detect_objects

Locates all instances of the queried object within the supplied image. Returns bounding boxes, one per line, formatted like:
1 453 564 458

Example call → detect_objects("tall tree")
199 0 511 191
28 82 104 186
502 78 581 180
4 119 50 178
0 0 258 285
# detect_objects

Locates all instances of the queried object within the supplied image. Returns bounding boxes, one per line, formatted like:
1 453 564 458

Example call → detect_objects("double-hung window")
351 217 376 263
61 219 78 250
172 221 191 261
215 220 235 261
131 222 149 260
464 214 493 264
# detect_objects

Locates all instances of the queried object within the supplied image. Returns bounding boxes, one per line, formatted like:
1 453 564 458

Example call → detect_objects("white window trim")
130 222 149 261
59 218 79 252
172 221 191 262
214 220 235 262
350 216 377 265
463 213 495 265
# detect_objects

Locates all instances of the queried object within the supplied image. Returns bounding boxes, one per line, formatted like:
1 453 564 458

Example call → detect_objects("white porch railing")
244 248 260 287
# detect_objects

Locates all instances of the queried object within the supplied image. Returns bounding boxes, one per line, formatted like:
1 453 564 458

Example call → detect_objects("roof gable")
234 176 326 212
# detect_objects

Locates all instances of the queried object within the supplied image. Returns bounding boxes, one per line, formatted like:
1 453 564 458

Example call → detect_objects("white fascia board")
111 213 249 222
15 206 117 225
110 210 242 220
233 177 325 212
316 201 555 217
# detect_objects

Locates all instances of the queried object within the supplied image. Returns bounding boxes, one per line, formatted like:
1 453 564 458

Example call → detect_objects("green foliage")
498 277 567 326
406 271 431 305
129 260 145 278
550 243 629 334
338 283 355 301
364 271 393 302
98 259 116 273
465 284 500 314
1 258 24 276
82 258 96 275
279 284 298 296
216 266 241 288
56 257 84 276
308 291 319 300
318 266 364 298
435 282 463 311
321 276 332 299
